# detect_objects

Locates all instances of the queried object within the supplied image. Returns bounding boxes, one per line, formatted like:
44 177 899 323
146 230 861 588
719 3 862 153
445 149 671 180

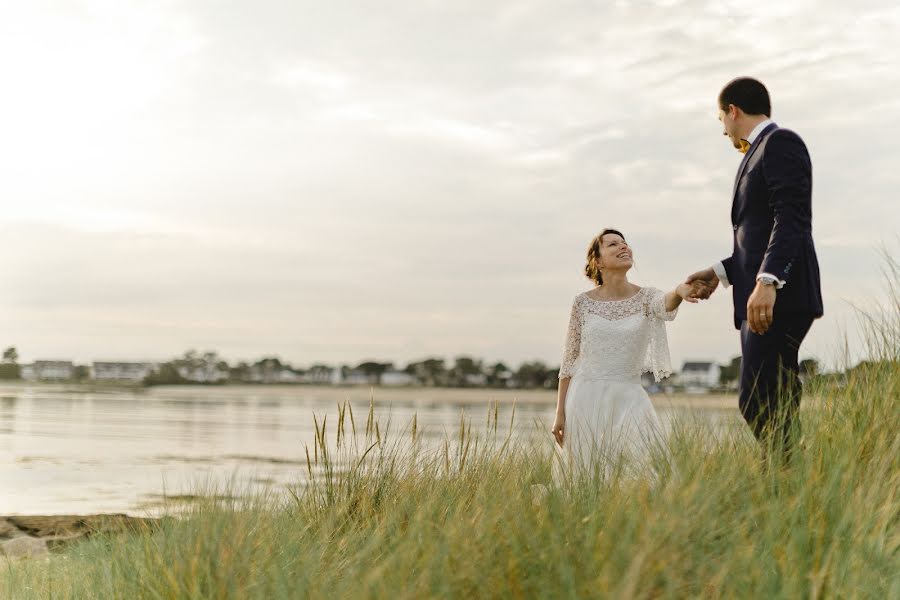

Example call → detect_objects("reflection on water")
0 383 741 516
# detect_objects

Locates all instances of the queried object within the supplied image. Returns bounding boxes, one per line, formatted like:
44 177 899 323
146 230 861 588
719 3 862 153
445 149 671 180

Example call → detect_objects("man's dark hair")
718 77 771 117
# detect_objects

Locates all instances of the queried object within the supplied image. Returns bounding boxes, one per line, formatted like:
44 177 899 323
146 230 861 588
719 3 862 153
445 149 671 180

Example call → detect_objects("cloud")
1 0 897 370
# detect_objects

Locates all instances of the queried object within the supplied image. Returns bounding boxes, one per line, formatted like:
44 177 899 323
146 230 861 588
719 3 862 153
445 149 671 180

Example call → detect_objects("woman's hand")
676 281 703 303
551 412 565 446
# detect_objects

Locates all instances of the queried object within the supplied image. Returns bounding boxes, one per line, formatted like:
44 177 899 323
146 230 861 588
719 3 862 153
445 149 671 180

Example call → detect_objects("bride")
550 228 700 481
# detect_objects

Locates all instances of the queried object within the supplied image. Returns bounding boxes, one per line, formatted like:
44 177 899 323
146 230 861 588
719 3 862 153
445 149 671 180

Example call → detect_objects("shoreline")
0 380 741 408
0 514 161 559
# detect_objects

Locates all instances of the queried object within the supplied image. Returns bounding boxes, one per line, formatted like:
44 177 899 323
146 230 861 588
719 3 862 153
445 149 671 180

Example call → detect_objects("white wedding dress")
552 286 677 483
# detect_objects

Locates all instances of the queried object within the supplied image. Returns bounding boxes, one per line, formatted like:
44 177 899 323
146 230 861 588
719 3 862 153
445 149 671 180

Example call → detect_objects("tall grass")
5 274 899 599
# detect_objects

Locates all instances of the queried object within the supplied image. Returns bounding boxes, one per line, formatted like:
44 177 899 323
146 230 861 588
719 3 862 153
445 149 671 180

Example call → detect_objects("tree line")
0 346 563 389
0 345 825 389
144 351 563 389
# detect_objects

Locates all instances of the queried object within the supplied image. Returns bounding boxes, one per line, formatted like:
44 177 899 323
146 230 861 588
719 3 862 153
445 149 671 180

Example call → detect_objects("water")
0 383 741 516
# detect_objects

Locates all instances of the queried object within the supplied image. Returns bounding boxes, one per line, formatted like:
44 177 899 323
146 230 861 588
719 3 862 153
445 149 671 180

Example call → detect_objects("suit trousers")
739 313 815 460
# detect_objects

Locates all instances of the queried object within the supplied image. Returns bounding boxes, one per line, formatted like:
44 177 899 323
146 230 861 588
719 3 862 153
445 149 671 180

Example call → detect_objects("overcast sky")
1 0 897 370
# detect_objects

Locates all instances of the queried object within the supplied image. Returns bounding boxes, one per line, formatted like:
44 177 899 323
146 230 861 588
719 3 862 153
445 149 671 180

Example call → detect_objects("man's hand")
676 282 702 303
685 268 720 300
747 281 777 334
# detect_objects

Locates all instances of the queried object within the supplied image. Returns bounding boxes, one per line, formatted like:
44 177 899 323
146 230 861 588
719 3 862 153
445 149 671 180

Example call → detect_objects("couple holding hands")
551 77 823 477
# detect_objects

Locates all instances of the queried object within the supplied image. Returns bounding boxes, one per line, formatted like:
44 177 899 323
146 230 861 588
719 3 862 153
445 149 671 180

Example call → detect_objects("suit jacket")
721 123 824 329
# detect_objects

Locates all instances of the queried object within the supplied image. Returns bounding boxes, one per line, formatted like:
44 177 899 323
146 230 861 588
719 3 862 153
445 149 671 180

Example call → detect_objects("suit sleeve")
759 130 812 282
719 257 734 286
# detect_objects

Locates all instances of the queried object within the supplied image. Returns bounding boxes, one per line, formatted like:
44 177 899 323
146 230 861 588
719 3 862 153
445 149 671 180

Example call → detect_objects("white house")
340 369 373 386
381 370 416 386
463 373 488 387
92 362 157 382
303 366 336 385
177 365 228 383
246 365 303 384
21 360 75 381
679 362 721 393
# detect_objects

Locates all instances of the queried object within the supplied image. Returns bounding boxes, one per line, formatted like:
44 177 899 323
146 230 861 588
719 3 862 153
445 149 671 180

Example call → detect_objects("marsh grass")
4 263 899 599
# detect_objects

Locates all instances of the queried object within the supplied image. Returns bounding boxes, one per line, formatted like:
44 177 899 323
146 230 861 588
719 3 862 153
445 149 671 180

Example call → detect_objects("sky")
1 0 898 371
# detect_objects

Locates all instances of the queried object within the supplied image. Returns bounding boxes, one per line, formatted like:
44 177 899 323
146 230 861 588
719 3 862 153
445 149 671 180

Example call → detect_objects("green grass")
4 359 897 599
5 264 899 599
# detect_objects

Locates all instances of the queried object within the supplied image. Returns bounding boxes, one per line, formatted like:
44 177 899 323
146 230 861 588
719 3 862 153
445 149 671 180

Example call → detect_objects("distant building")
341 369 373 386
680 361 721 392
246 365 303 384
92 362 157 382
381 370 416 386
303 366 337 385
177 365 228 383
274 369 303 383
493 369 513 387
463 373 488 387
21 360 75 381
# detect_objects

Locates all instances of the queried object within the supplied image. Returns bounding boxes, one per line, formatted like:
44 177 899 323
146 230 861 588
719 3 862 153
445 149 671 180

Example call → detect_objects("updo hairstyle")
584 228 626 285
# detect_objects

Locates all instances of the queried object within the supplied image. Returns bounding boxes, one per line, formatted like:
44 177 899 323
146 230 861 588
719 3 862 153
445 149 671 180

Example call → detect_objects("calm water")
0 383 741 516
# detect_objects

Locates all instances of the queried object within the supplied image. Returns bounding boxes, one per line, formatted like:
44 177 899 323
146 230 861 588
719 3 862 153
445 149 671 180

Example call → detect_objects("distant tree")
229 361 251 382
405 358 447 386
251 357 292 383
2 347 18 364
180 350 200 369
72 365 90 382
203 351 226 371
355 361 393 385
160 350 228 384
449 356 484 386
144 363 187 386
515 361 555 389
0 346 20 378
486 362 512 387
255 357 284 370
719 356 742 386
307 364 334 383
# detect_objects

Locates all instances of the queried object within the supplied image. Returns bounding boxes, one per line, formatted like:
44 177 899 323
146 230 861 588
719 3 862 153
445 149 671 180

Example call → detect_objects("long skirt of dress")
551 376 667 485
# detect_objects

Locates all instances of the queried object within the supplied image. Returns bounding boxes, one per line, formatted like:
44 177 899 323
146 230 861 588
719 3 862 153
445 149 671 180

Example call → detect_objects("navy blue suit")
721 123 823 457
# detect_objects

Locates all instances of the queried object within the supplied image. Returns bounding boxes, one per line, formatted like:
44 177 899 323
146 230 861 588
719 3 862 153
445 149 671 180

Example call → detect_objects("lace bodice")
558 287 677 383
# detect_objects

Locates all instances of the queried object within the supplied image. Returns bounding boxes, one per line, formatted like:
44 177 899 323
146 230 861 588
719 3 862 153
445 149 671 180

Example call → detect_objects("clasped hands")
684 267 776 335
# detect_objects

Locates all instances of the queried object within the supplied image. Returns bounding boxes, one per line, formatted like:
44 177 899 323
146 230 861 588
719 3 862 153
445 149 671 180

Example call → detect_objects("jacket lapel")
731 122 778 224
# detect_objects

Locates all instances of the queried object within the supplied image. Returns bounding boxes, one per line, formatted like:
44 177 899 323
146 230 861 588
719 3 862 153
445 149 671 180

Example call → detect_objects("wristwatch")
757 275 777 286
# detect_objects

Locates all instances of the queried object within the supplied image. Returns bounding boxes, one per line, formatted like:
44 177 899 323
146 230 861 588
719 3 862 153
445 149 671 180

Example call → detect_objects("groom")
688 77 823 462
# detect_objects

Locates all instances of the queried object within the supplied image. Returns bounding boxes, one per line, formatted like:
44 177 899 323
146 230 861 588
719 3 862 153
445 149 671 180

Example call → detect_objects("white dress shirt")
712 118 785 289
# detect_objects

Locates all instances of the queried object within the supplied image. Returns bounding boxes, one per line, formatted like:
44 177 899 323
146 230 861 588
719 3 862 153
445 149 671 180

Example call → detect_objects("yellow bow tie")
738 138 751 154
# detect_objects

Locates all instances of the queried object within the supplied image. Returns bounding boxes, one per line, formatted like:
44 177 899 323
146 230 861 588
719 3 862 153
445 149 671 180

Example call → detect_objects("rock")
0 519 18 539
7 514 158 539
1 536 49 558
0 514 167 556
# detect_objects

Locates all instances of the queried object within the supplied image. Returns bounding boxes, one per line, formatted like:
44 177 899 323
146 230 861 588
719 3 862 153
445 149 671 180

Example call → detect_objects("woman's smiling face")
596 232 633 272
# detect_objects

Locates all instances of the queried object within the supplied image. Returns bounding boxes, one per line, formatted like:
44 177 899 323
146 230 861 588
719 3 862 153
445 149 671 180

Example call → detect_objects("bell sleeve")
558 296 583 379
643 288 675 382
